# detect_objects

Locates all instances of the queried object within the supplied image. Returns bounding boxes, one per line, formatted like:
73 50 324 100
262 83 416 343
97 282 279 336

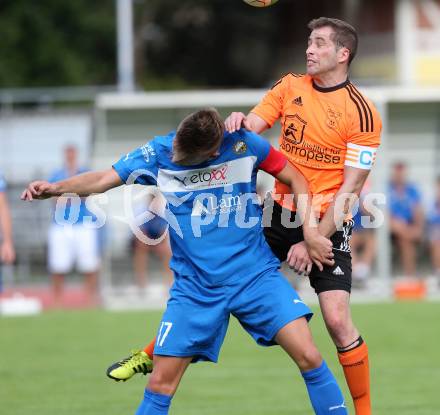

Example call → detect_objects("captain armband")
344 143 377 170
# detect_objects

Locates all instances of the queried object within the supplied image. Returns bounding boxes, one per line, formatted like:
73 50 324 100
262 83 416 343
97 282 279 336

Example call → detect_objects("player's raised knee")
147 370 178 396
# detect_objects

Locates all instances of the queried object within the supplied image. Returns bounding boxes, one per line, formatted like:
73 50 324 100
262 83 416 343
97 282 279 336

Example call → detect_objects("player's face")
65 146 77 167
306 27 340 77
392 163 407 185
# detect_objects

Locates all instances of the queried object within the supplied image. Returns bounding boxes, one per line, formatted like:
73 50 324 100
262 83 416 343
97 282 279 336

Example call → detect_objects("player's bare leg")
147 355 192 395
390 219 417 277
275 317 322 371
135 355 191 415
51 273 65 307
318 291 358 346
395 233 417 277
83 271 99 304
319 290 370 415
275 317 348 414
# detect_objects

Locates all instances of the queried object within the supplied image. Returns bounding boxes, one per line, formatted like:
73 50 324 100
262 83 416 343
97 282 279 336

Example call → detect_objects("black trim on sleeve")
349 83 374 132
345 85 365 132
345 84 374 133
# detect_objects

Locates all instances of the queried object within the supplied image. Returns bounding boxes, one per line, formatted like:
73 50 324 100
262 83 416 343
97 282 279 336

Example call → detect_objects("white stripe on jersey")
158 156 256 192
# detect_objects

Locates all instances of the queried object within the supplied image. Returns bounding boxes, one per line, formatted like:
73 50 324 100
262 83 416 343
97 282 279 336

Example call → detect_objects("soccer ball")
243 0 279 7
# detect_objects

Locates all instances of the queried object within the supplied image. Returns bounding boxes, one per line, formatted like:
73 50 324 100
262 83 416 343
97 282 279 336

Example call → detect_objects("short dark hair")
308 17 358 65
172 108 225 165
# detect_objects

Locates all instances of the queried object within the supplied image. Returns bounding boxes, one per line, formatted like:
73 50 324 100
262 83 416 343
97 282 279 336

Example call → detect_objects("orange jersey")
251 74 382 215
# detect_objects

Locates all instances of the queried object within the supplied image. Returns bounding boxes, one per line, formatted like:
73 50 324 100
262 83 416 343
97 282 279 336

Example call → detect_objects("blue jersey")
113 129 285 286
49 167 96 225
389 183 421 224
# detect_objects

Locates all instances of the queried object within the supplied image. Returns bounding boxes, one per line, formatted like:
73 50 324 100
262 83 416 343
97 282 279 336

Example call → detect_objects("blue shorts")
154 269 312 363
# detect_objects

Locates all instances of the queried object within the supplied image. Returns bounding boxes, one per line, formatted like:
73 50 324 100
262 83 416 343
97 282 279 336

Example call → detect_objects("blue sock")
302 360 348 414
135 389 172 415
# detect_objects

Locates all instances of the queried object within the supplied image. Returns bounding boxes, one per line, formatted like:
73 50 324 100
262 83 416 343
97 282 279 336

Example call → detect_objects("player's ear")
338 46 350 65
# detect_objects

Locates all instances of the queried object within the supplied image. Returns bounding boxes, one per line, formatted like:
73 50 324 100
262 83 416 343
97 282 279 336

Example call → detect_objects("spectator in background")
427 176 440 283
131 190 172 291
48 145 100 306
389 162 424 277
0 172 16 292
351 181 376 288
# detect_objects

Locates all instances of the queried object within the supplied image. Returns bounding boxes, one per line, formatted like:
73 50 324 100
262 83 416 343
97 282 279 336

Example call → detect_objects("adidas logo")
293 96 303 106
332 266 344 276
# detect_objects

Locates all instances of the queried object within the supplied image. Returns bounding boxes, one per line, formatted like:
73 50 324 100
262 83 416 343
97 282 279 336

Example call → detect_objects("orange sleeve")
347 93 382 148
345 93 382 170
250 75 289 128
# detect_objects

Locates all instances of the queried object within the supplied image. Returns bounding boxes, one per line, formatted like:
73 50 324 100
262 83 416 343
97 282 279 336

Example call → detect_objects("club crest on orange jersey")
326 107 342 130
233 140 247 154
283 114 306 145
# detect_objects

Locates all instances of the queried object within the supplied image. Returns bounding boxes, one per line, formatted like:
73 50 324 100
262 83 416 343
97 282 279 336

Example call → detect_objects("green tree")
0 0 346 89
0 0 115 87
135 0 282 89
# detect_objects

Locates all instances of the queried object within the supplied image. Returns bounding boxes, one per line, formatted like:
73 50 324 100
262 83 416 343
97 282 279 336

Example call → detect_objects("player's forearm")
246 112 269 134
318 203 338 239
54 170 117 197
285 169 319 237
318 181 364 238
295 188 320 240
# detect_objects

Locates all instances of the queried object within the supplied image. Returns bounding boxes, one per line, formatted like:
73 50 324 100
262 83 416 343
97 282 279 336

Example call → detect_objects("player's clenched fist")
21 181 57 201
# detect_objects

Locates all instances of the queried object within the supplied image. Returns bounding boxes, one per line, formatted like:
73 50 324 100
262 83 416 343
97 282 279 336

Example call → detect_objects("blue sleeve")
48 169 63 183
239 129 271 166
78 167 90 174
0 172 6 192
409 185 421 204
112 140 159 186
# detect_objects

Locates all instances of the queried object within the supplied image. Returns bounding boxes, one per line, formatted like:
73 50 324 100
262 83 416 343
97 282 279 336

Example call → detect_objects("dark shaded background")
0 0 395 89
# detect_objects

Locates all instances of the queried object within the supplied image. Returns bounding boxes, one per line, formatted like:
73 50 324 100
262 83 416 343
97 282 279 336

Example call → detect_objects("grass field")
1 302 439 414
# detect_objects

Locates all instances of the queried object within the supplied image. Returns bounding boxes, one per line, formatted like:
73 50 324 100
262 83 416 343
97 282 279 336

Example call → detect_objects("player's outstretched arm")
21 168 123 201
275 163 334 272
225 112 269 134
